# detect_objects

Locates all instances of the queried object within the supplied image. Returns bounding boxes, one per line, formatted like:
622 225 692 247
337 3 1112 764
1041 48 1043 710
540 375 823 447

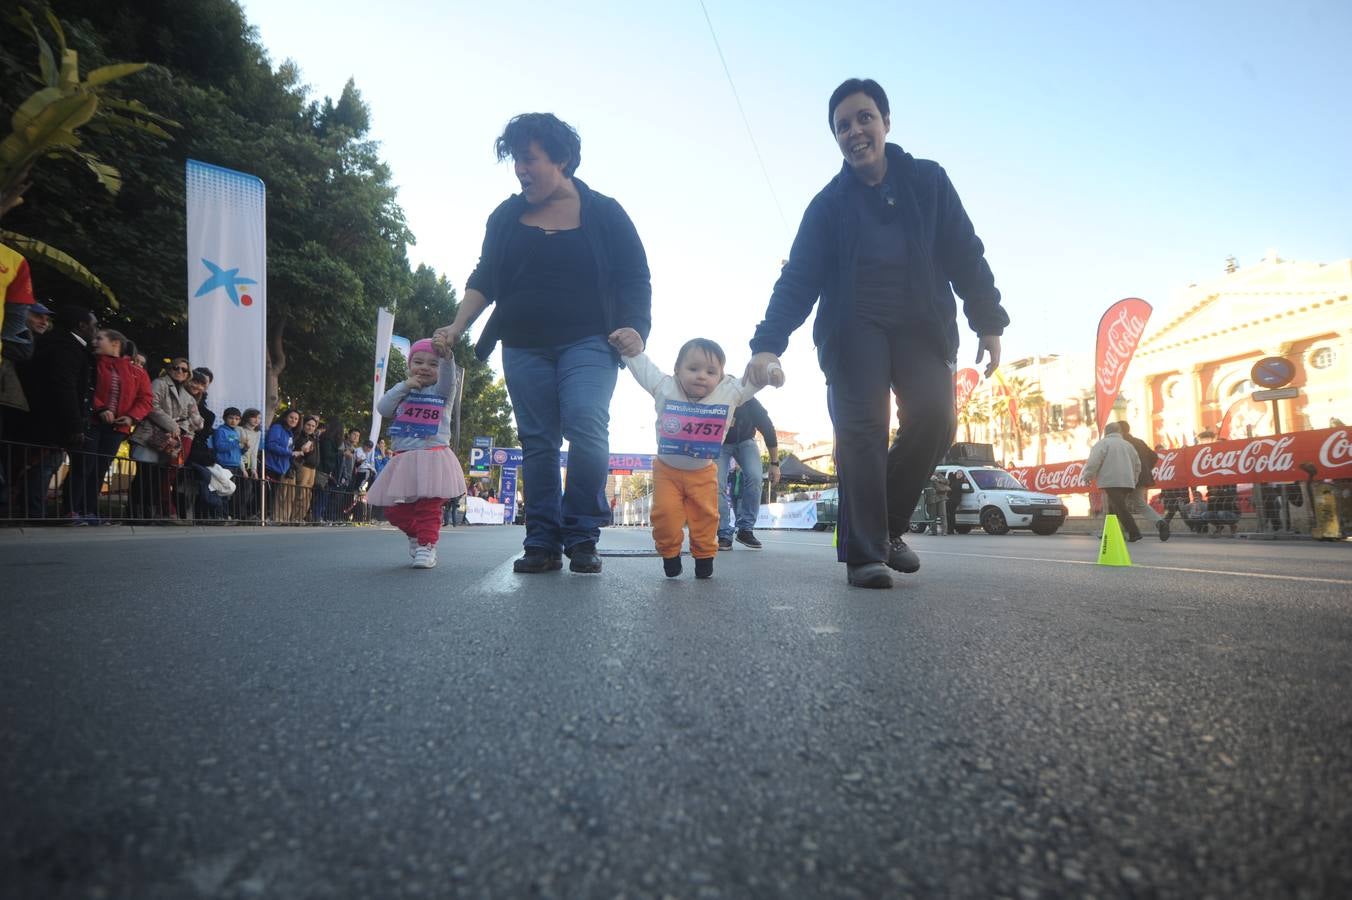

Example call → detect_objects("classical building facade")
1133 253 1350 446
959 253 1351 468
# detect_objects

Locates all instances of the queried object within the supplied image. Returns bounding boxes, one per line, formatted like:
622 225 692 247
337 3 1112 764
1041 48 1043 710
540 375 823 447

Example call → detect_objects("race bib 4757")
658 400 729 459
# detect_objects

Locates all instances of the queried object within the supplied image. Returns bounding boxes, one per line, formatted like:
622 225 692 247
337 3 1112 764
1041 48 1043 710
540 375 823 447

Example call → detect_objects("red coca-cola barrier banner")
1095 297 1152 434
954 367 979 414
1005 427 1352 495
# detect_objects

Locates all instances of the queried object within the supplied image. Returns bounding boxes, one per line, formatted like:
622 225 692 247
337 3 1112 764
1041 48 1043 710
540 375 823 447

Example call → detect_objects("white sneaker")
412 545 437 568
408 536 419 558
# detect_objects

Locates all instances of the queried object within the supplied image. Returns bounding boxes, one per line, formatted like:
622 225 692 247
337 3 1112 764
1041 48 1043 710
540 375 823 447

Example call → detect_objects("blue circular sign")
1250 356 1295 389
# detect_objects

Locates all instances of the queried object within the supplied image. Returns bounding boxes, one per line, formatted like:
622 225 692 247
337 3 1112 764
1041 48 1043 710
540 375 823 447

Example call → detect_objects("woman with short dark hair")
435 112 651 575
745 78 1010 588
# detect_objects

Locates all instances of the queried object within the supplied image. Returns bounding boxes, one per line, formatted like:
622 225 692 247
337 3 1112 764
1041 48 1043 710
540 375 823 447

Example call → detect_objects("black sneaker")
886 535 920 573
735 529 762 549
1157 520 1170 542
663 556 683 577
514 549 563 573
566 541 602 574
694 557 714 579
717 536 733 551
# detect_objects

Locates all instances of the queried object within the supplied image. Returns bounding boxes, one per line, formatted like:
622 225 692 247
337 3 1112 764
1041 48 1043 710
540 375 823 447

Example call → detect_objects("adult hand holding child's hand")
607 327 644 357
744 352 785 388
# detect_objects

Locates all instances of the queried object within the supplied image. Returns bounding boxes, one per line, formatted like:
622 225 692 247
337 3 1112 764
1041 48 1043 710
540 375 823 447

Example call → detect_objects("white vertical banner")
186 160 267 418
369 307 396 445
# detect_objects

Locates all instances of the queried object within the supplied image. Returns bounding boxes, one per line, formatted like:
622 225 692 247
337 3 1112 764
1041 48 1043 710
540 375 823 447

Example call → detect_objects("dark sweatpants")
1104 487 1142 540
827 323 956 565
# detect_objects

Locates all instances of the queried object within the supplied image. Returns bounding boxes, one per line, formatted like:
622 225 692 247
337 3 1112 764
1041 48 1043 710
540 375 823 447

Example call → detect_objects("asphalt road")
2 524 1350 899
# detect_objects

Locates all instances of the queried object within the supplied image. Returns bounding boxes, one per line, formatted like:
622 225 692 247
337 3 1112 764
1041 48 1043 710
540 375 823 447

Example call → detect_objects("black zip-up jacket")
467 177 652 362
751 143 1008 372
723 397 778 452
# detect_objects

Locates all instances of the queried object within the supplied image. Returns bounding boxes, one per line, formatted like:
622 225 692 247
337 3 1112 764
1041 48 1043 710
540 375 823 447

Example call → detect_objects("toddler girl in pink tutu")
365 338 467 568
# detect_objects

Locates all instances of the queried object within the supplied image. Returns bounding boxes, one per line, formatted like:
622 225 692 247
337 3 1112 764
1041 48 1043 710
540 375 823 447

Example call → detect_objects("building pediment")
1139 257 1351 357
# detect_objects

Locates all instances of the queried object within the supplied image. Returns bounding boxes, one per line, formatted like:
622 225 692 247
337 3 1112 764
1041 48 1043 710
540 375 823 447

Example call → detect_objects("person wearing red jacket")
66 329 153 522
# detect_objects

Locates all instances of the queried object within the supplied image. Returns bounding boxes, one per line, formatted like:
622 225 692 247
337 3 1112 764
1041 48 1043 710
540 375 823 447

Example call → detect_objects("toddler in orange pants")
614 336 780 579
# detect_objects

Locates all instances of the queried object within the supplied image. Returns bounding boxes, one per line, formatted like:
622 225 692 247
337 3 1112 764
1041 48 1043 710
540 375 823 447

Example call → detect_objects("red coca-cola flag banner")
954 367 980 414
1094 297 1153 434
1005 427 1352 495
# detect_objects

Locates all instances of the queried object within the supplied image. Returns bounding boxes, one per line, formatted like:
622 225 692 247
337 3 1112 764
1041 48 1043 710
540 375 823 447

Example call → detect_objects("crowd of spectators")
0 296 390 525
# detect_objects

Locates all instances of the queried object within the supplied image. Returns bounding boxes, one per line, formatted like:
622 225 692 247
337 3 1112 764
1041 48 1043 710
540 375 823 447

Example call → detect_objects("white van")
935 465 1068 535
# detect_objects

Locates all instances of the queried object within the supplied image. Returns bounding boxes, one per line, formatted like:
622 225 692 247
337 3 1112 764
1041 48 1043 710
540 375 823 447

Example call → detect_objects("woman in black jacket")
744 78 1011 589
435 113 651 576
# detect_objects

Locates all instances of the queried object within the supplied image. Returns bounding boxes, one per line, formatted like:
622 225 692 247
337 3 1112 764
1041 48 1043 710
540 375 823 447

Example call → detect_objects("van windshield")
970 469 1027 491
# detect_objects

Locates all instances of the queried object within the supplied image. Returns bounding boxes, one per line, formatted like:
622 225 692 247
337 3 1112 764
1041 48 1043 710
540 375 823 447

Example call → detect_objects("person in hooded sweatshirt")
743 78 1009 589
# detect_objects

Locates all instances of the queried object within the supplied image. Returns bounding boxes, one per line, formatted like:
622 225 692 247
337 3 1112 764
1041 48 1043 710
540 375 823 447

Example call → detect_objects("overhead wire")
698 0 790 237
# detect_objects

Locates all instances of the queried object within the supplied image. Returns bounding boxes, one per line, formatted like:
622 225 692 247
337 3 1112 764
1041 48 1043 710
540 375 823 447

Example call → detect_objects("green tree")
1 0 515 440
0 5 176 305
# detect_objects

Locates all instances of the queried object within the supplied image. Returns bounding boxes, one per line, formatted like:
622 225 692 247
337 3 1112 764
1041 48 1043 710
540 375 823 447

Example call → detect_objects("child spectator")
365 338 467 568
616 336 779 579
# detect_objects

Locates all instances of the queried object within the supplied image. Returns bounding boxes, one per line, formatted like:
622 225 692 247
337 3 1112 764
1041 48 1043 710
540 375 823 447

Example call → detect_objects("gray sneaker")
886 536 920 573
847 563 893 589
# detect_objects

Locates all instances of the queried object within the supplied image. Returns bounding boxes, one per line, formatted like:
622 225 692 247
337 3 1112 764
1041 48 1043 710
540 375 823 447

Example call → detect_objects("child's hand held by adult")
607 327 644 357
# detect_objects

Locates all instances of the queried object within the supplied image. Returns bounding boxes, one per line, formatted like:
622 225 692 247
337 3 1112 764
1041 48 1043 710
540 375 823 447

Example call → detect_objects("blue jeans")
502 335 618 553
717 439 763 538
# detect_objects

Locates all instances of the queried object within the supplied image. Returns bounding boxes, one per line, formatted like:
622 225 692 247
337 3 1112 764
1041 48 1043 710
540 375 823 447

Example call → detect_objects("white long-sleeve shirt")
622 352 760 470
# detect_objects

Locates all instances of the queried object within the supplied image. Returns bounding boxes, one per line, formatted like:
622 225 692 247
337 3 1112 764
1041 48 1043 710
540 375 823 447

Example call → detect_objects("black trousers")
1105 487 1141 540
827 322 956 565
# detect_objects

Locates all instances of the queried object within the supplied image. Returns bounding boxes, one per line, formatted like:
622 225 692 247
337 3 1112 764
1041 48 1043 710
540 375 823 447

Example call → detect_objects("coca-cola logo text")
1096 306 1148 394
1034 463 1085 492
1318 430 1352 469
1191 437 1295 478
1153 451 1178 483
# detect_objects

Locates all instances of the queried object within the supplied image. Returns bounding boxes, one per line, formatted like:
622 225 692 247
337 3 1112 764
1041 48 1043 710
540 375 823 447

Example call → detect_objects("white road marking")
810 625 841 635
921 550 1352 586
479 554 527 594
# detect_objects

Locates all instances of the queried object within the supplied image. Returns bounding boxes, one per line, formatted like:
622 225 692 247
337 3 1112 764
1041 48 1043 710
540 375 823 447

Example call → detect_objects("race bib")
658 400 729 459
389 393 445 439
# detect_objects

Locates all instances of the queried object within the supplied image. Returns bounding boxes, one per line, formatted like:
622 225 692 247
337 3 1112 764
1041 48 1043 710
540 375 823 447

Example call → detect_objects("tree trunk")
265 319 287 426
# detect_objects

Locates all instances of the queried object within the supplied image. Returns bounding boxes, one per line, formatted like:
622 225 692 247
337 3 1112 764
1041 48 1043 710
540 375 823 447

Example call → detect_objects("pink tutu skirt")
365 446 467 507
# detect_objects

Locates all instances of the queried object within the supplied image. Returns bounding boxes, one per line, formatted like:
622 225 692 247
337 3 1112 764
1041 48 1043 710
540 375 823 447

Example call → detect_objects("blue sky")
240 0 1352 451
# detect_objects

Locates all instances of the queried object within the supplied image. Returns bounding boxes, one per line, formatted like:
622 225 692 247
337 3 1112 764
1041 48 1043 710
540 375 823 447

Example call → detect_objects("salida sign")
1005 427 1352 495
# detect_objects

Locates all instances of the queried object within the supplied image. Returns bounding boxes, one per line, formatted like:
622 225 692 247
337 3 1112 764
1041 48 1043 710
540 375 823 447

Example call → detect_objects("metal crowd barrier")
0 439 370 526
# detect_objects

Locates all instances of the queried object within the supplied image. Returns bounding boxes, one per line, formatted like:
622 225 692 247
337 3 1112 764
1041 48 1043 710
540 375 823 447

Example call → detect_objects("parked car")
936 465 1068 535
812 486 933 532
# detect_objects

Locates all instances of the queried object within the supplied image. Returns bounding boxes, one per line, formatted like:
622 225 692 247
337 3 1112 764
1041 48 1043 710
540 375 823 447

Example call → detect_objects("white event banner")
186 160 267 418
369 307 396 445
465 496 507 525
754 499 819 530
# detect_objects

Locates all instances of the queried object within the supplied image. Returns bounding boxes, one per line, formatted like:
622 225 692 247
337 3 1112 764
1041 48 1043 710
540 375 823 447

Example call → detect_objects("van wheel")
1030 520 1061 536
909 523 928 534
980 507 1010 535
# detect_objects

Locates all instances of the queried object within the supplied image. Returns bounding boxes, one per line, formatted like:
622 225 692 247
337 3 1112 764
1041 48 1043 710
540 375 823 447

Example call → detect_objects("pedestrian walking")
742 78 1009 589
1119 423 1168 540
365 339 467 568
1081 422 1142 541
433 112 652 576
717 398 779 550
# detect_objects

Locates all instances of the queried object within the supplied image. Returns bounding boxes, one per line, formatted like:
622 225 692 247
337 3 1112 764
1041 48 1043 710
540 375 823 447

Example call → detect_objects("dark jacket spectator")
16 306 98 449
1118 422 1158 488
186 376 216 467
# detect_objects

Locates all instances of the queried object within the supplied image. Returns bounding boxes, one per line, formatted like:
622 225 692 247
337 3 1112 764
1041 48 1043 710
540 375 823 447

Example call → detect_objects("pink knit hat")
409 338 436 357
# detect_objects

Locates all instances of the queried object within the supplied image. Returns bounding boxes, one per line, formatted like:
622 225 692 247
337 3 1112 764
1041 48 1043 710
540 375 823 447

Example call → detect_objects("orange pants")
651 458 719 559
